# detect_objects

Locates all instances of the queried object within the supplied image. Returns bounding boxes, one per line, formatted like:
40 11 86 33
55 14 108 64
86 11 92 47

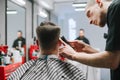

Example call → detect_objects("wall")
0 0 6 45
33 4 38 37
50 12 58 25
25 0 33 60
33 3 49 37
57 11 110 80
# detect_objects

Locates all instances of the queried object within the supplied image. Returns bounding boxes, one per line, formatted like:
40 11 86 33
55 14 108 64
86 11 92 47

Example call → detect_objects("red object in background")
0 62 22 80
0 45 8 54
29 45 39 60
0 45 26 64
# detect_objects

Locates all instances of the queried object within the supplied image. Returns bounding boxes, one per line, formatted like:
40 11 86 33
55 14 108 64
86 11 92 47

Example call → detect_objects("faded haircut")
36 22 60 51
86 0 112 8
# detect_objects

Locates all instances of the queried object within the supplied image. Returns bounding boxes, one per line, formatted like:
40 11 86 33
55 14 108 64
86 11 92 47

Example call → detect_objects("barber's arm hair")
72 51 120 69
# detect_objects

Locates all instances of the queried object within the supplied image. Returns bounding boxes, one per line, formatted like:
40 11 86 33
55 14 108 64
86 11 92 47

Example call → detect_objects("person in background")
12 30 25 49
8 22 86 80
59 0 120 80
75 29 90 45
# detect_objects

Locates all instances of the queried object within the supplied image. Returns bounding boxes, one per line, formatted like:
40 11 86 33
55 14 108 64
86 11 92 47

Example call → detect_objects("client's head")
36 21 60 55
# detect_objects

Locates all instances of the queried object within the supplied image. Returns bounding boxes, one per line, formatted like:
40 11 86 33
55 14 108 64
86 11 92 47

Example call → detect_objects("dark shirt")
75 37 90 45
106 0 120 80
8 55 86 80
12 37 26 48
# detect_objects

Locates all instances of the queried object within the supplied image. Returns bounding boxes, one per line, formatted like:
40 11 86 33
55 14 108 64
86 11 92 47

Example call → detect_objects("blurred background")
0 0 110 80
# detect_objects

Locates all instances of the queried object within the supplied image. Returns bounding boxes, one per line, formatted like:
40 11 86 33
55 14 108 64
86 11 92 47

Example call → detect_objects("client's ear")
58 39 62 46
36 39 40 47
36 39 39 46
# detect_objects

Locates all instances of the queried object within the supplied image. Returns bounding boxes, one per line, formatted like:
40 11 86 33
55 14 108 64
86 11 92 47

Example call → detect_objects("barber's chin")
100 24 106 27
97 23 106 27
98 25 104 27
100 21 106 27
94 24 105 28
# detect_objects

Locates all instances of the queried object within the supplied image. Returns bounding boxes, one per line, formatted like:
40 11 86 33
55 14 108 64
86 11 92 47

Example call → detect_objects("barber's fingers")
68 40 82 43
59 47 66 58
59 46 75 60
59 46 67 55
69 40 85 44
68 40 78 43
68 40 80 45
59 51 73 60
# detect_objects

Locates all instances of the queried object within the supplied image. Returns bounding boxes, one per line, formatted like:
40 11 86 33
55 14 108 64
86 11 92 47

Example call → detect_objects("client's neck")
41 49 58 55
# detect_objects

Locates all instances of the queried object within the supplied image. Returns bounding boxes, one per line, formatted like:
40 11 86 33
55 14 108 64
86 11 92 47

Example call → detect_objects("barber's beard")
99 13 107 27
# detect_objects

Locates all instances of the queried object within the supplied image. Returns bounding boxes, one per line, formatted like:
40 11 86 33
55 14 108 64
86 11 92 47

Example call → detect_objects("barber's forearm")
72 51 119 69
85 48 99 54
82 45 99 53
89 48 99 53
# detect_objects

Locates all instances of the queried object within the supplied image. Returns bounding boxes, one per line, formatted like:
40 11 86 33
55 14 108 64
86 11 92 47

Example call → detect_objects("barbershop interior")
0 0 114 80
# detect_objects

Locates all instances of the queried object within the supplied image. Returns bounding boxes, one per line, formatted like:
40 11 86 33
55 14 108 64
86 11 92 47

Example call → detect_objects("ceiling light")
72 2 87 7
75 8 85 11
40 1 51 10
39 9 48 18
39 11 47 18
11 0 26 6
7 10 17 14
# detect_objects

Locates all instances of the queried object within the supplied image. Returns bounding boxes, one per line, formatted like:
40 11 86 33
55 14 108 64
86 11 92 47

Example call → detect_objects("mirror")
7 0 26 48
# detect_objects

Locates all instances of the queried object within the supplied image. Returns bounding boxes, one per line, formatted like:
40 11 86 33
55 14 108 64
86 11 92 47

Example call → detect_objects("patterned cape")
8 55 86 80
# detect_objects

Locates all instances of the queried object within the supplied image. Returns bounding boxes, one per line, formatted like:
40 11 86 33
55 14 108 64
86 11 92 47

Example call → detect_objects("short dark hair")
36 22 60 51
18 30 22 34
86 0 111 9
80 29 84 32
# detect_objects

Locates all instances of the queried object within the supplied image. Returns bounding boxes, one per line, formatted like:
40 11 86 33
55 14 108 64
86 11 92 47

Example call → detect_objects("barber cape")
8 54 86 80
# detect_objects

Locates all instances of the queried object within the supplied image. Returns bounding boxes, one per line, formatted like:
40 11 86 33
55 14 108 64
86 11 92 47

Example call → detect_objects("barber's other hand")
69 40 99 53
69 40 85 52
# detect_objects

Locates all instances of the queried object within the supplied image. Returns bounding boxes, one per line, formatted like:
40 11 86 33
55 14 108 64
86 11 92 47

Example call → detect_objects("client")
8 22 86 80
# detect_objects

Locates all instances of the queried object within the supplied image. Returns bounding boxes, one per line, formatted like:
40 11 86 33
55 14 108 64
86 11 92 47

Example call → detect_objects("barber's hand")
69 40 99 53
59 39 76 60
69 40 85 52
